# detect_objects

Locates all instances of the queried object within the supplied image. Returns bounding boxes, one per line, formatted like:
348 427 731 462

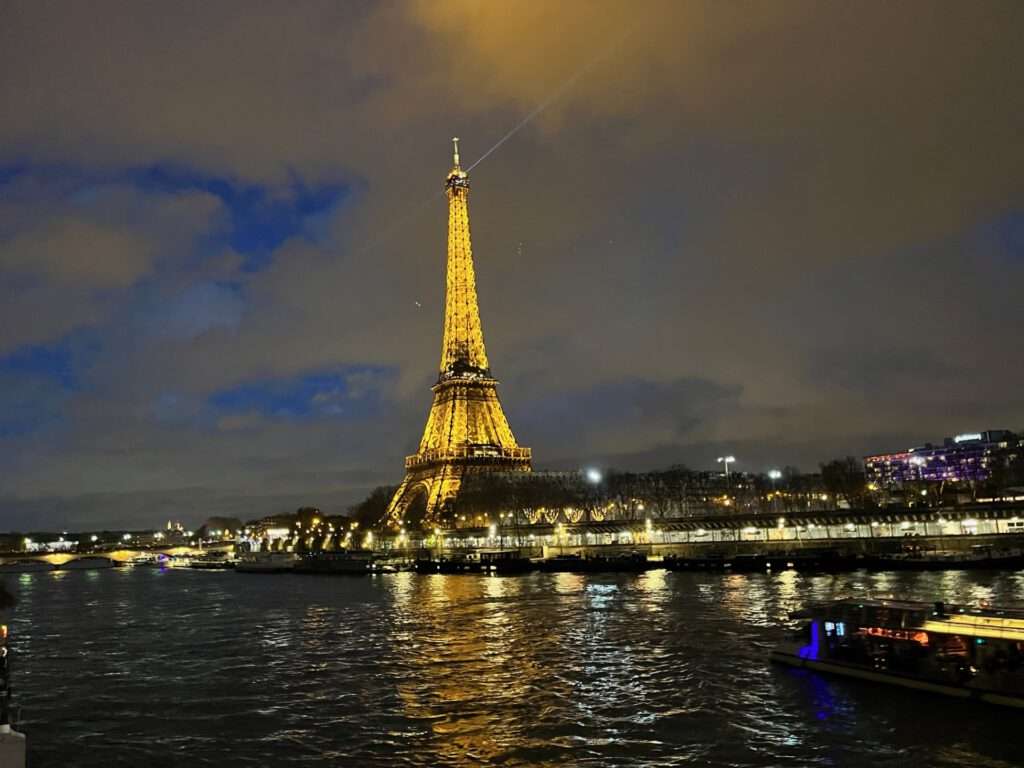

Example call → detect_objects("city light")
586 468 603 484
768 469 782 480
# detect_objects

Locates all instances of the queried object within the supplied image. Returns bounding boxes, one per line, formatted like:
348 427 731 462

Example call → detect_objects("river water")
3 566 1024 767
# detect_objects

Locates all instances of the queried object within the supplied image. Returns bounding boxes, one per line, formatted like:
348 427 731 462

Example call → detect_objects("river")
3 566 1023 767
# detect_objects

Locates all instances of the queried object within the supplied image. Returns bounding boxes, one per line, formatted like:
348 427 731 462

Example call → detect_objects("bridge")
0 544 233 569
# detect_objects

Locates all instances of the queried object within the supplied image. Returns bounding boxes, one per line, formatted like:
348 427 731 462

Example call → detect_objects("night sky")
2 2 1023 530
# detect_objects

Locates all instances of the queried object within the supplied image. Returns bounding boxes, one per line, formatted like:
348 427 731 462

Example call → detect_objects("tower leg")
384 476 415 528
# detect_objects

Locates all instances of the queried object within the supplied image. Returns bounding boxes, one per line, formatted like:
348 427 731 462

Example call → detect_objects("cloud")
0 168 224 354
1 2 1023 527
0 370 70 437
1 218 153 286
146 282 245 340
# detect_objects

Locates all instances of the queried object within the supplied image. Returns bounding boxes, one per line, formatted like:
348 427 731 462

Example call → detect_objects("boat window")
824 621 846 637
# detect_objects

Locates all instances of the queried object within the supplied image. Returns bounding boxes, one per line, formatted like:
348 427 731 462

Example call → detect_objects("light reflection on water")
2 567 1024 766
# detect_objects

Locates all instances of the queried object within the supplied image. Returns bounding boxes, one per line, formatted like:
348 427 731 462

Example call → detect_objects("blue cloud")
0 333 99 390
985 210 1024 262
126 165 348 270
0 372 70 437
0 334 101 435
0 162 350 272
0 164 27 187
208 366 395 421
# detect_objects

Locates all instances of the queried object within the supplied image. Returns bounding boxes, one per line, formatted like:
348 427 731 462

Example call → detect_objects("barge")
869 545 1024 571
414 549 534 575
235 552 297 573
772 598 1024 707
664 549 857 573
294 550 374 575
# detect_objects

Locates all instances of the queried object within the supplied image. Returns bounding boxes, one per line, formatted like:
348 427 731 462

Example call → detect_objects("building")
865 430 1021 487
385 139 531 528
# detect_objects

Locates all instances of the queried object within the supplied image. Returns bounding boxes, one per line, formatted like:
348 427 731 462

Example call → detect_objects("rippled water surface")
5 567 1024 767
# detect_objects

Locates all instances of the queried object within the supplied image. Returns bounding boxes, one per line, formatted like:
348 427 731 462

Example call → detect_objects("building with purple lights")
864 430 1022 487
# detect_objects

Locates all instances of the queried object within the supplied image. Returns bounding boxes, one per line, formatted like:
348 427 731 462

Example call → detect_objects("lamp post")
768 469 782 513
717 456 736 484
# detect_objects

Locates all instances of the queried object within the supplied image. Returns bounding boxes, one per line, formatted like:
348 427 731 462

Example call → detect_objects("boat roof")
923 613 1024 642
795 598 1024 642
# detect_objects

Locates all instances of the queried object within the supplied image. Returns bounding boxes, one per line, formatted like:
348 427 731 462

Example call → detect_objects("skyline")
2 2 1024 529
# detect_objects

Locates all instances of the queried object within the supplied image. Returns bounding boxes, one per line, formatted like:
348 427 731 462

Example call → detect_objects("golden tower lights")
385 139 531 529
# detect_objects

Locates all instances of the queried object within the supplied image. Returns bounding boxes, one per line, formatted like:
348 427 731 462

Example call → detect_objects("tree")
349 486 397 529
820 457 871 509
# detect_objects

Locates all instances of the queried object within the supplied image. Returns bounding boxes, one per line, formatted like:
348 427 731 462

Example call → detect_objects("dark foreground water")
4 567 1024 767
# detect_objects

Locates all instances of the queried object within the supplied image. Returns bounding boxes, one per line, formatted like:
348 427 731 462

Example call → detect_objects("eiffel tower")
385 139 531 528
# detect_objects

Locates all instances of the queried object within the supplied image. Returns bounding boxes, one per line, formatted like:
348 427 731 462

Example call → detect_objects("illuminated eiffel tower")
385 139 531 528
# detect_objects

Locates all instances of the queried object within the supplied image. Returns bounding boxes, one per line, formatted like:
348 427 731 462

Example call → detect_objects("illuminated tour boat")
772 598 1024 707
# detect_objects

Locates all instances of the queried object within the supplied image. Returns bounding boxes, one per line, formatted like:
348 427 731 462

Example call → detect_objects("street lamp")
717 456 736 481
768 469 782 511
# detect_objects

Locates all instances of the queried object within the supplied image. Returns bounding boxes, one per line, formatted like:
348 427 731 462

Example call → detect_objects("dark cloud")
1 2 1023 527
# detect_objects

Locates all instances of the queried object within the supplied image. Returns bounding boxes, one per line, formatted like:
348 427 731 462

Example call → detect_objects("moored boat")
870 546 1024 571
235 552 297 574
294 550 373 575
0 560 55 574
58 556 119 570
187 558 235 570
772 598 1024 708
478 549 534 574
540 552 650 573
664 549 859 573
414 553 482 574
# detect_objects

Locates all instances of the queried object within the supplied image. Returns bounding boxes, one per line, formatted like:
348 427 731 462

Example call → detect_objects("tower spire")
440 138 487 378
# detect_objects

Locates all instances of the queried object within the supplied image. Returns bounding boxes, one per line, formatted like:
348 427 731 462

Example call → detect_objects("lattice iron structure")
385 139 531 528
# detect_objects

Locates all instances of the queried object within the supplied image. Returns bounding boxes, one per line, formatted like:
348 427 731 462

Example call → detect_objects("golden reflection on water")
636 568 667 608
769 570 802 622
552 571 585 595
390 574 571 766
